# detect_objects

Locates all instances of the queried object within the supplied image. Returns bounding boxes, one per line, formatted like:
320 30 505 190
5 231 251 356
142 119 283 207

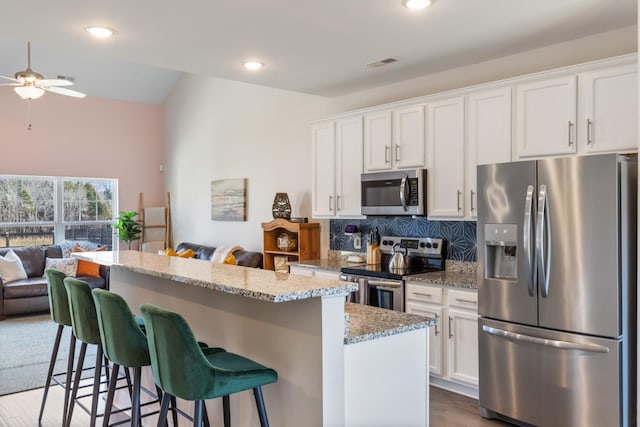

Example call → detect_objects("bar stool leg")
222 396 230 427
62 335 77 426
253 387 270 427
193 400 204 427
89 347 104 427
170 396 179 426
203 403 211 427
102 363 120 427
38 324 64 423
157 393 171 426
65 342 88 427
131 367 143 427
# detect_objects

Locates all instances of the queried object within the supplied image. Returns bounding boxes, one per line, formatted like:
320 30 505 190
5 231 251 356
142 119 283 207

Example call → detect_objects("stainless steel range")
340 236 445 312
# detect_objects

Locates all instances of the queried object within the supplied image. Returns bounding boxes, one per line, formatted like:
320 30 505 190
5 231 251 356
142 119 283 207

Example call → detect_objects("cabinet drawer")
406 283 443 304
447 289 478 311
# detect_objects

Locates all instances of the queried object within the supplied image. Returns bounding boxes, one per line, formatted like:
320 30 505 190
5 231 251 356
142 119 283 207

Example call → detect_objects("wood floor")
0 384 513 426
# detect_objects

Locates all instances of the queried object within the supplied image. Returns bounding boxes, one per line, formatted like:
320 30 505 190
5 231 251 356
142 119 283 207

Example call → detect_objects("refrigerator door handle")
523 185 535 297
482 325 610 354
536 184 552 298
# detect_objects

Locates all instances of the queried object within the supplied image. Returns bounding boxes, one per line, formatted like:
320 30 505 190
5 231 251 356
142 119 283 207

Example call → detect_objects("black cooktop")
341 254 444 281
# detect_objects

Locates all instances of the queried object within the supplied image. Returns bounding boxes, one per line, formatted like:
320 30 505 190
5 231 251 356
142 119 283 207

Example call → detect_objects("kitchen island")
76 251 433 427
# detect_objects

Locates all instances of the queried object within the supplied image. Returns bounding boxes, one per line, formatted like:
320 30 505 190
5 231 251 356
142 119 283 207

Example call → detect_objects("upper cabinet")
364 106 425 172
515 76 577 159
465 88 512 219
578 64 638 154
515 60 637 160
426 97 465 218
312 117 363 218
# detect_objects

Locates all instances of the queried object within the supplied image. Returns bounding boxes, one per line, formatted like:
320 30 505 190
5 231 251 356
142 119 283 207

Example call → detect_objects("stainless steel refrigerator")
477 153 637 427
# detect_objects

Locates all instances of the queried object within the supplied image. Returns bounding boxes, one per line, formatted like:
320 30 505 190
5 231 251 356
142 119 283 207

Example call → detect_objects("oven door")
367 278 404 312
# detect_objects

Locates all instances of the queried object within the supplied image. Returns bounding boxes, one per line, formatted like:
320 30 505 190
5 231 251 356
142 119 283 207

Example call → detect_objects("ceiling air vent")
366 57 399 68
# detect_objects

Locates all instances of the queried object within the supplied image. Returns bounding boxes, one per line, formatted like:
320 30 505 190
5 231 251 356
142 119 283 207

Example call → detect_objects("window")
0 175 117 248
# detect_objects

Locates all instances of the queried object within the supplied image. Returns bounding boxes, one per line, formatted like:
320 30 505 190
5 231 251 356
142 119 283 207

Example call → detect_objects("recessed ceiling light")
85 26 114 39
403 0 433 9
243 61 264 71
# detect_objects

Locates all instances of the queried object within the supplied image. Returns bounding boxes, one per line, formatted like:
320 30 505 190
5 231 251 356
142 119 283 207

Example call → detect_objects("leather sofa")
0 245 108 320
175 242 263 269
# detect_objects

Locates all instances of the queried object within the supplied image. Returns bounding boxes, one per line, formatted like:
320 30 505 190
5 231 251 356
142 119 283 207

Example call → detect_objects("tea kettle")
388 244 409 271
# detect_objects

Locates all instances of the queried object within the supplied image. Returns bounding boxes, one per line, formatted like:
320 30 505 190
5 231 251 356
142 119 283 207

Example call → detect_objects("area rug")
0 313 96 396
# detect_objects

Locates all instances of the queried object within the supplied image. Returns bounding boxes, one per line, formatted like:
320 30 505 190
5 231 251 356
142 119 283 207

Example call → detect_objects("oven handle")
367 279 402 288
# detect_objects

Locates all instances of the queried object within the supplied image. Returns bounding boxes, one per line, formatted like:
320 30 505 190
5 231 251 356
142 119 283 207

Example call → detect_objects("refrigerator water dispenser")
484 224 517 280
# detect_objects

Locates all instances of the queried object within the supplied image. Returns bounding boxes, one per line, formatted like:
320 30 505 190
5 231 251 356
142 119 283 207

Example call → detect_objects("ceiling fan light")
85 26 114 39
243 61 264 71
14 85 45 100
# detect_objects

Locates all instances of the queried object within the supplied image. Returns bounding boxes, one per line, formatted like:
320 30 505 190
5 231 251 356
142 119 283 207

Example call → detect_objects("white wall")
163 74 329 251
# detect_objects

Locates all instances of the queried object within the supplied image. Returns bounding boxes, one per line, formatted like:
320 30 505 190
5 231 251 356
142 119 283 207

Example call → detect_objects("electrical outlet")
353 235 362 249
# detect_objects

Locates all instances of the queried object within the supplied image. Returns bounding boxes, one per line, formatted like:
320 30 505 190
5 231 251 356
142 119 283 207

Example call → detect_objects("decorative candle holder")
272 192 292 219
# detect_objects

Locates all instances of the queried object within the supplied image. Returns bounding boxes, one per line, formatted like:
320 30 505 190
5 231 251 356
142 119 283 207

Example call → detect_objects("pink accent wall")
0 91 164 213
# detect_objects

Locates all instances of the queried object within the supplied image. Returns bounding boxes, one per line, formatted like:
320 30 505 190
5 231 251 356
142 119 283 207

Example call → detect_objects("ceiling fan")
0 42 86 100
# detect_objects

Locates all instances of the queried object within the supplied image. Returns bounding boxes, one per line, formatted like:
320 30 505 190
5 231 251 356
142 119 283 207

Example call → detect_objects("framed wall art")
211 178 247 221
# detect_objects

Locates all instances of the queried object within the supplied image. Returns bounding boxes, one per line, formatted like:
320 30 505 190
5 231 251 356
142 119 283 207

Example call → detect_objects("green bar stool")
39 269 76 426
140 303 278 427
64 277 110 427
92 288 168 427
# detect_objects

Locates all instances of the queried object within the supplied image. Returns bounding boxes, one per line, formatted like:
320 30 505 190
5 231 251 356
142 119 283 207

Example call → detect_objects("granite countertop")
406 260 478 289
344 302 436 345
74 250 358 303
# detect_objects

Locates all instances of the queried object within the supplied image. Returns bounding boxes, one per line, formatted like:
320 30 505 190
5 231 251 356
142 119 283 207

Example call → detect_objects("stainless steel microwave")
361 169 427 216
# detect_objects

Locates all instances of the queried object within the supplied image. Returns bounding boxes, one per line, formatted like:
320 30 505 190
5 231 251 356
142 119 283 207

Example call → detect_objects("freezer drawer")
479 318 628 427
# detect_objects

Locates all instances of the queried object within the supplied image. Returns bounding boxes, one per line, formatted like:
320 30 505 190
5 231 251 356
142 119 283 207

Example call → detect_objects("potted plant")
113 211 142 250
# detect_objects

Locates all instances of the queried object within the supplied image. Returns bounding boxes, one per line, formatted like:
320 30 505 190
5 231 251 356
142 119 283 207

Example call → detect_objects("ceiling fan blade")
39 79 73 87
0 75 20 83
44 86 86 98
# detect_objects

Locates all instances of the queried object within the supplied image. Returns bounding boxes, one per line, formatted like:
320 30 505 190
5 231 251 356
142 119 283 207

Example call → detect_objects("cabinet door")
406 302 443 376
393 105 425 169
336 117 364 217
314 270 340 281
579 64 638 154
466 88 512 219
515 76 577 159
447 308 479 386
364 111 392 172
311 122 336 217
426 97 465 218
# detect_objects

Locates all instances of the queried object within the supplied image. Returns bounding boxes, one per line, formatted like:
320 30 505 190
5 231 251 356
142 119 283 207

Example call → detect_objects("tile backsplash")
330 218 477 262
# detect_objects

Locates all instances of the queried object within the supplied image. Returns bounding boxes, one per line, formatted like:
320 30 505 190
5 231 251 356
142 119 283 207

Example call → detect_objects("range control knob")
419 242 426 248
432 243 439 249
426 242 432 248
382 240 388 246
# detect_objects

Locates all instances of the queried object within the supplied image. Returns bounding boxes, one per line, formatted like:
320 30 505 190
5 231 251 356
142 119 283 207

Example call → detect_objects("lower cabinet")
405 282 479 398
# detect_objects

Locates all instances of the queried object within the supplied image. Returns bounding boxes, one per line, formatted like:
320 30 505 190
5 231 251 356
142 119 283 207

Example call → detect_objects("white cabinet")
578 64 638 154
465 88 512 219
364 107 425 172
312 117 363 218
426 97 465 218
515 76 578 159
405 282 478 398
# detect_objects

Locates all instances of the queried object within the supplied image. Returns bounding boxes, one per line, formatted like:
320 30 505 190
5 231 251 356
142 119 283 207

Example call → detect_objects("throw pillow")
0 250 28 284
223 253 236 265
177 249 195 258
164 248 178 257
44 257 77 277
76 260 101 277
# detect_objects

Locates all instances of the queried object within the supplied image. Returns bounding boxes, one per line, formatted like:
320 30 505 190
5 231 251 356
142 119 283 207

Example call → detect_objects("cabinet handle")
434 313 439 336
470 189 476 212
337 195 341 211
455 298 477 305
457 190 462 211
328 195 333 210
587 119 593 145
395 144 400 164
448 316 453 338
385 145 390 164
413 292 433 298
568 121 574 146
